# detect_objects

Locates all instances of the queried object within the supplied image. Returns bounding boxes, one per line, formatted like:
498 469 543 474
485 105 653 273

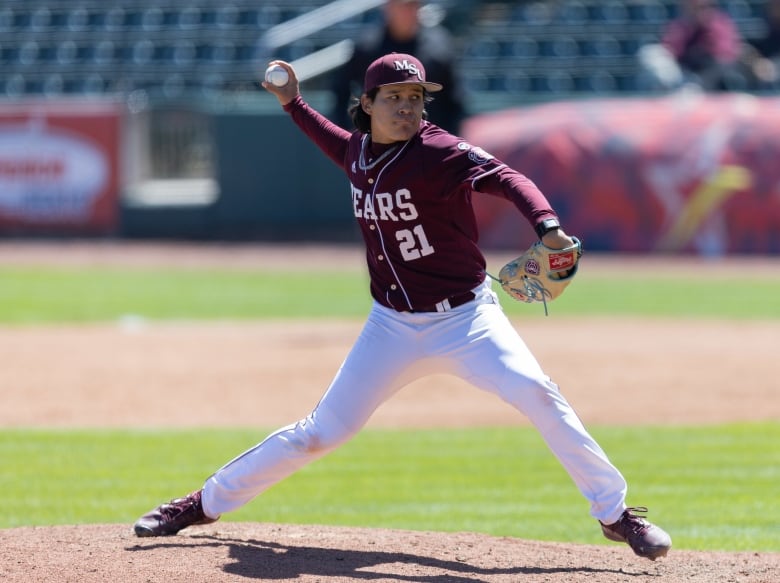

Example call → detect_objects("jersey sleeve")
283 95 353 170
473 164 558 227
430 129 558 229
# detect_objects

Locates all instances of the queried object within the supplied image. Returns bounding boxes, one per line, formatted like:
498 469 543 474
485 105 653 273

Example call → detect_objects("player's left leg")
429 296 670 558
433 300 627 522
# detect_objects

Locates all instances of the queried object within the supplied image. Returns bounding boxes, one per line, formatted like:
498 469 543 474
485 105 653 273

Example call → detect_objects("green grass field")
1 263 778 552
0 265 778 323
1 424 778 551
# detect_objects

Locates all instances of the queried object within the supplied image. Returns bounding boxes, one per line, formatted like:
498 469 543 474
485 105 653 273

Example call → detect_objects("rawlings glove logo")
549 250 576 271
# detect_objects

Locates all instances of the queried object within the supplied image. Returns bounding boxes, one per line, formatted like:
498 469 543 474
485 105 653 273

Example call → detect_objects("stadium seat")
589 35 622 58
235 44 256 63
0 0 715 100
587 70 617 93
0 8 15 32
127 10 148 30
106 75 133 95
619 35 642 56
173 41 196 65
595 1 629 24
465 38 500 60
18 41 39 66
725 0 751 21
93 40 116 65
539 71 574 93
66 7 89 31
209 42 236 64
629 0 668 23
462 71 490 93
558 0 588 25
199 73 225 95
4 73 26 96
516 2 554 25
142 8 164 31
10 9 30 31
43 74 64 96
30 8 52 31
217 5 239 28
105 7 127 31
257 4 282 28
503 71 531 94
541 36 580 58
286 39 316 62
162 74 186 97
56 40 78 65
82 73 107 95
132 40 155 65
177 7 202 30
510 38 539 59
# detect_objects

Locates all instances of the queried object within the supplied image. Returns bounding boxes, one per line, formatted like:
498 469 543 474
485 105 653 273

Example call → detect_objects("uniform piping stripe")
368 139 414 311
471 164 505 190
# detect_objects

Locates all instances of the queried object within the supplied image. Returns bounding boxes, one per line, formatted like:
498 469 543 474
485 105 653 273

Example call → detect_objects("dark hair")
348 88 433 133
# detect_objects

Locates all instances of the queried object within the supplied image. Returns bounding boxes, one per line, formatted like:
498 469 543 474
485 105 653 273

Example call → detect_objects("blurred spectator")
329 0 466 134
746 0 780 90
637 0 750 92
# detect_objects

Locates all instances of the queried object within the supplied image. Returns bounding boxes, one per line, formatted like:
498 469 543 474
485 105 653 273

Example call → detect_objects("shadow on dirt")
127 534 656 581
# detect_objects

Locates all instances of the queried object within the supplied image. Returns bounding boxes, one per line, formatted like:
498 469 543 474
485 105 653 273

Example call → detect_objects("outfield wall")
1 93 778 255
463 93 780 255
0 99 122 235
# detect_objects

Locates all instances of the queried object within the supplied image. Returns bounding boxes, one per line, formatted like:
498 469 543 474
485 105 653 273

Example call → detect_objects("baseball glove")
497 237 582 314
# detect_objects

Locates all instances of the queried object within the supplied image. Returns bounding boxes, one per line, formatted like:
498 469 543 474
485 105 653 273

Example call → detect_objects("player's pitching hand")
261 60 299 106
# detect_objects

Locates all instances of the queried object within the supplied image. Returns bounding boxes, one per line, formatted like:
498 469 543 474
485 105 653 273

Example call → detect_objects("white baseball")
265 65 289 87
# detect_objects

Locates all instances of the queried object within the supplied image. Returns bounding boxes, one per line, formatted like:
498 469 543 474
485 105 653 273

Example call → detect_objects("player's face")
362 84 425 144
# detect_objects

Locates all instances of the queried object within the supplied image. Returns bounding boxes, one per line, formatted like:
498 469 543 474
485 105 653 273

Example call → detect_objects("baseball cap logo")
394 59 423 81
364 53 443 93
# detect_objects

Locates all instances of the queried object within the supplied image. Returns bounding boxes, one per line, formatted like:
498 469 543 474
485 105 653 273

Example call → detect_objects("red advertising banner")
0 100 122 235
463 94 780 255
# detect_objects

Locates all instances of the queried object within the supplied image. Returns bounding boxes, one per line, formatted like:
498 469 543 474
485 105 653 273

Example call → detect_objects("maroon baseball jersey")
283 95 557 311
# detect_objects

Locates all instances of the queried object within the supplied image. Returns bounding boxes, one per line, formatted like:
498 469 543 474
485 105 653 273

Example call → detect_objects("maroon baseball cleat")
600 506 671 560
134 489 217 537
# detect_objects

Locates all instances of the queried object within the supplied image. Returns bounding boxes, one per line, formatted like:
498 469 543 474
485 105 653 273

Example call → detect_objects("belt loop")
435 298 452 312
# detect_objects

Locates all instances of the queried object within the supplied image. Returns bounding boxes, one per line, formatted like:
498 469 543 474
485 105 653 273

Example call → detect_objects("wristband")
535 218 560 238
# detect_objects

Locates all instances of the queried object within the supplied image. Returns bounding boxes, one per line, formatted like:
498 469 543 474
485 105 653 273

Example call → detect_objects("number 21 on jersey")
396 224 434 261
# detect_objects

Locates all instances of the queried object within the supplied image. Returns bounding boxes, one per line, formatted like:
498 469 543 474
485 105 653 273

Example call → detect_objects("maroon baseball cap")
363 53 443 94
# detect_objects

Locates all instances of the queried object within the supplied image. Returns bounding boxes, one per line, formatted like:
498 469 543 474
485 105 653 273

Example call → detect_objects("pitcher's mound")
2 523 777 582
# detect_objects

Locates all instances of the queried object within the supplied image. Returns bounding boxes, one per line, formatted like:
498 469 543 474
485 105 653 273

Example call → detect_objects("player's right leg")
133 303 421 537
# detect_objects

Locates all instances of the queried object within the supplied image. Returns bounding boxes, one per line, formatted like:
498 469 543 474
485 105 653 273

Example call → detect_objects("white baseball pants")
202 278 628 524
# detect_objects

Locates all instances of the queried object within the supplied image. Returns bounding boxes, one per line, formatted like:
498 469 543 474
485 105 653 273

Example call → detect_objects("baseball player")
134 53 672 561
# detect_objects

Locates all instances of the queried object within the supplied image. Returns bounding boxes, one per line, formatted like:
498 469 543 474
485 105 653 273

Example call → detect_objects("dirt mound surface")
2 523 778 583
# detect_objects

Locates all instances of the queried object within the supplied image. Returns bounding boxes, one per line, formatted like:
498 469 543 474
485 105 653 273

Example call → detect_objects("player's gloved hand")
540 229 578 278
497 233 582 314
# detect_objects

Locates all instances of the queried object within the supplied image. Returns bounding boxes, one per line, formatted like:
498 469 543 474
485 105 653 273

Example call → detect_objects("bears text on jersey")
351 185 419 222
